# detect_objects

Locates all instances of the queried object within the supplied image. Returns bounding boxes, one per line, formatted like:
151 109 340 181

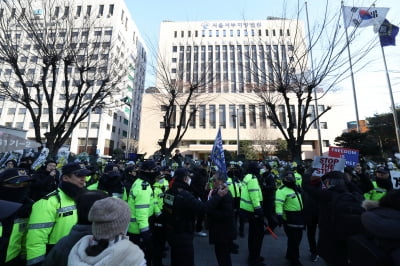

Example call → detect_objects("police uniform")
26 162 89 266
127 175 158 264
240 170 264 266
26 189 77 265
152 177 169 266
163 168 224 266
275 183 304 265
364 180 390 201
0 169 33 265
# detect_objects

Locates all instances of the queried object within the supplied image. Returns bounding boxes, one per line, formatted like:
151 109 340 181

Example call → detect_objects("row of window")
0 107 130 118
177 139 331 148
6 40 112 51
160 104 327 130
170 44 294 93
174 28 291 38
5 121 128 137
0 4 114 20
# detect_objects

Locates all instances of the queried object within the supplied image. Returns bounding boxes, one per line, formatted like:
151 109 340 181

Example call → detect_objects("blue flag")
211 128 227 179
379 19 399 47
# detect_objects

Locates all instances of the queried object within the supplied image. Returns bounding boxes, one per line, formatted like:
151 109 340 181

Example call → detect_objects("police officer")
127 160 159 265
364 166 393 201
240 162 265 266
26 162 89 265
152 168 169 266
163 167 228 266
226 164 241 252
275 171 304 266
0 168 34 265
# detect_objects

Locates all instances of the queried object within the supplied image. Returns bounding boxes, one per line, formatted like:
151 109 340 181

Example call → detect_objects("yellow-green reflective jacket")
1 217 29 263
364 181 387 201
127 178 156 234
275 186 303 219
240 174 263 212
26 189 77 265
226 177 241 199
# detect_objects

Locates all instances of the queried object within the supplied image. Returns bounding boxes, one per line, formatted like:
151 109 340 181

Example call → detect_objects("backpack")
330 191 365 240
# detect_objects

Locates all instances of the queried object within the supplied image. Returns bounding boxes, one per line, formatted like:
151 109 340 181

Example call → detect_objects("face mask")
186 177 192 186
260 169 266 175
158 178 165 184
141 171 160 185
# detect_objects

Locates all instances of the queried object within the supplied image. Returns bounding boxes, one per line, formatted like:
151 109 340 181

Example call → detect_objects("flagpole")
341 1 361 132
305 1 323 156
380 45 400 153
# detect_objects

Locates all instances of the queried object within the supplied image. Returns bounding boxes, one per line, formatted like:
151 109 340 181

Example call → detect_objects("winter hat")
321 170 345 181
140 160 157 171
0 168 33 185
247 162 260 175
173 167 189 182
62 162 91 177
88 197 131 240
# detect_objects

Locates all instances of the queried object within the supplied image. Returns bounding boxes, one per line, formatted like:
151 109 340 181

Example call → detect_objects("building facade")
139 19 349 160
0 0 146 156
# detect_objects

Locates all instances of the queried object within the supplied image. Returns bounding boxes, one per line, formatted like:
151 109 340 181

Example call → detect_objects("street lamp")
236 108 240 156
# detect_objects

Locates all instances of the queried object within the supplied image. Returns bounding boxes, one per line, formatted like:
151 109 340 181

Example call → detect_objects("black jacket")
30 169 60 201
362 206 400 258
163 180 222 234
207 189 236 244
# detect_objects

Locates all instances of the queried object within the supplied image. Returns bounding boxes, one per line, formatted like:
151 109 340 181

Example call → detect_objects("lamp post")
236 108 240 156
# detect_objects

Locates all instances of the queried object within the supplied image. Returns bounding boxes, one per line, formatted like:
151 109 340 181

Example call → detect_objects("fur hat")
88 197 131 240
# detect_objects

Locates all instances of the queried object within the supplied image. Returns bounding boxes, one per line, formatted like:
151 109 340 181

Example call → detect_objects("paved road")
162 225 326 266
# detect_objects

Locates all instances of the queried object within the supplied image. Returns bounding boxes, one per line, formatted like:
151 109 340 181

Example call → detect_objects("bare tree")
0 0 127 157
245 1 378 163
149 44 215 158
250 128 277 158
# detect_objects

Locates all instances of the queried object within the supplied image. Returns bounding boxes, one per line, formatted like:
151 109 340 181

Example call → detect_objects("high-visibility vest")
364 181 387 201
240 174 263 212
127 178 156 234
26 189 77 265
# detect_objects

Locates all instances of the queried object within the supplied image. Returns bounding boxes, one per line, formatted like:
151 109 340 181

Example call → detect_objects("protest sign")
328 146 359 167
312 156 346 177
390 170 400 189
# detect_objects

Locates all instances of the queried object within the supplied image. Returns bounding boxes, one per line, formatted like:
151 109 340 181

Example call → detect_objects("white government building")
138 19 349 161
0 0 147 157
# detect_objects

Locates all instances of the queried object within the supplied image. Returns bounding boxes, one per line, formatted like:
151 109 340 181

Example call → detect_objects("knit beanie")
88 197 131 240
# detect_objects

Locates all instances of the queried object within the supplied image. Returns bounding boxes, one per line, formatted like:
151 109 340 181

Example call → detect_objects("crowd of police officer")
0 154 397 266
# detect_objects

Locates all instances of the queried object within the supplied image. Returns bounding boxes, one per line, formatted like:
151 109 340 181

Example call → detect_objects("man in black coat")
208 171 236 266
301 168 321 262
305 171 364 266
30 160 60 201
163 167 228 266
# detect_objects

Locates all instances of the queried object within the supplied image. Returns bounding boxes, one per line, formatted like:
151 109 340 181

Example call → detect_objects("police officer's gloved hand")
140 230 152 244
253 208 264 221
276 215 285 227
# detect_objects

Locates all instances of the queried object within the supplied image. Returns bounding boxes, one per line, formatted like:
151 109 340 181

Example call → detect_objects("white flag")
342 6 389 29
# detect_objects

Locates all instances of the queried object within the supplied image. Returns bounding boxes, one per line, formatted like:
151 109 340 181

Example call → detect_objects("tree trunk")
288 141 303 164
